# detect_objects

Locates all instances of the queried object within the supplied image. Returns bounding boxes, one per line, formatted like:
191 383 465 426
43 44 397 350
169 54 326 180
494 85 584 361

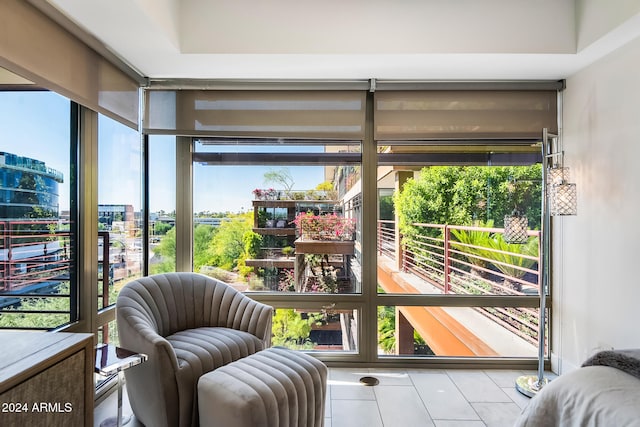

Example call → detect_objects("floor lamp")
509 128 577 398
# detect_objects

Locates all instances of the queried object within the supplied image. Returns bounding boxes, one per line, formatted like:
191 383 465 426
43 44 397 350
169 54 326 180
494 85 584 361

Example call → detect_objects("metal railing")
377 220 542 345
0 220 72 329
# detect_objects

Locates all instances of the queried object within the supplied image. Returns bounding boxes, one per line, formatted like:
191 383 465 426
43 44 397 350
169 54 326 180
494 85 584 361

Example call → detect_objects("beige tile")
447 371 511 403
329 367 377 400
434 421 486 427
483 369 524 388
331 400 383 427
329 367 372 382
366 368 413 386
374 385 435 427
471 402 522 427
96 367 536 427
325 383 332 418
330 382 376 400
501 387 531 410
410 372 480 421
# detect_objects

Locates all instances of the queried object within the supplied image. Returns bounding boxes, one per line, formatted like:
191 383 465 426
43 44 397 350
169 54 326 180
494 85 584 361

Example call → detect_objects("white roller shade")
374 90 557 141
144 90 366 139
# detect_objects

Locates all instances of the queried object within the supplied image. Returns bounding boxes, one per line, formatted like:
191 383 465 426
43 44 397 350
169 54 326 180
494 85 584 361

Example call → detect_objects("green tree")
193 224 216 271
154 222 173 235
449 220 495 278
272 309 320 349
482 234 539 292
209 213 253 270
0 283 71 329
264 168 295 195
379 194 394 220
394 165 541 238
150 227 176 274
243 231 263 259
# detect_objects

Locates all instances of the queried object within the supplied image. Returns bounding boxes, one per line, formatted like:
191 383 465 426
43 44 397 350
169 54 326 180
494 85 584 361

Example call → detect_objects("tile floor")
95 368 553 427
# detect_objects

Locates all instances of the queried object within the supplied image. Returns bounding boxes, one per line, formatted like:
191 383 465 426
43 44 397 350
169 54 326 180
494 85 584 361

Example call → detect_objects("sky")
1 90 325 215
0 91 71 209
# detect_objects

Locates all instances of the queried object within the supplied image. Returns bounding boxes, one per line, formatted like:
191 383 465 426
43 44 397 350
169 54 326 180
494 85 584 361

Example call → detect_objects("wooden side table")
95 344 147 427
0 331 94 427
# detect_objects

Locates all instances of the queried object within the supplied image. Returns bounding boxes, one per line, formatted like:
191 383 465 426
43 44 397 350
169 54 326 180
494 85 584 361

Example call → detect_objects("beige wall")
576 0 640 51
554 33 640 372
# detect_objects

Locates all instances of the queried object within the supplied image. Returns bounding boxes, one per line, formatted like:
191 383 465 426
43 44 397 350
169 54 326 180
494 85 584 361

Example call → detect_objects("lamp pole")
515 128 552 397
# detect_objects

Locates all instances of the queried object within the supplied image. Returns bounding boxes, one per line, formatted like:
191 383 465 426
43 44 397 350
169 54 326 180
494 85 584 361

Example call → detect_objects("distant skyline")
1 91 326 216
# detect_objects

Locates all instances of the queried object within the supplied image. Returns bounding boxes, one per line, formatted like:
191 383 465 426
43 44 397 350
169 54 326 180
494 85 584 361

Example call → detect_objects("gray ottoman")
198 347 327 427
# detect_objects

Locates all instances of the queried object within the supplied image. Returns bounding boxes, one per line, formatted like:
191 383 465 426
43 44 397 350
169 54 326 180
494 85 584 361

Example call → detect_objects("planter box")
294 239 355 255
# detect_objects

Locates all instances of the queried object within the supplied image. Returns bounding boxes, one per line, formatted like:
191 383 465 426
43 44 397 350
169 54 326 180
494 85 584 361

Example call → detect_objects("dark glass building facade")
0 152 63 219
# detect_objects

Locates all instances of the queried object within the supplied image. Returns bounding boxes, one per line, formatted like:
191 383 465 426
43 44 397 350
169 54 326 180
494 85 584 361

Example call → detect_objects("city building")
0 151 62 219
0 152 67 299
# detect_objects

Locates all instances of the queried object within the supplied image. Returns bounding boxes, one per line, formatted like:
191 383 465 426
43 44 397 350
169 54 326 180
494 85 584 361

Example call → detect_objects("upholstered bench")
198 347 327 427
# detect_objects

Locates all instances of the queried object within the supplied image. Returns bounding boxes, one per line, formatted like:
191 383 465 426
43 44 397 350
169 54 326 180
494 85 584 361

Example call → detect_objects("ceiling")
43 0 640 81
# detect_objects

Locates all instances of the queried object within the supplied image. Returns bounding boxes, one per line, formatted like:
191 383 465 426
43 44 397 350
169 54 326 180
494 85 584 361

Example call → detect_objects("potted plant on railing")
293 212 355 241
252 188 278 200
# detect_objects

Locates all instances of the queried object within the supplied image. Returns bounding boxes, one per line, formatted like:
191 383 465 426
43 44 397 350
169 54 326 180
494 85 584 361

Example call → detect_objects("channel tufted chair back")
116 272 273 427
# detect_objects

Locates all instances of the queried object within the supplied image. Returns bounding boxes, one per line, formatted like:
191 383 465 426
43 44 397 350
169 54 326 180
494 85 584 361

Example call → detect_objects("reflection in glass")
97 114 143 319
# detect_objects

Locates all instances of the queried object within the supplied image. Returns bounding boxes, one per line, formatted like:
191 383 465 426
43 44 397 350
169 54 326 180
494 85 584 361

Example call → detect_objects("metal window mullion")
360 91 378 363
176 137 193 272
64 104 98 337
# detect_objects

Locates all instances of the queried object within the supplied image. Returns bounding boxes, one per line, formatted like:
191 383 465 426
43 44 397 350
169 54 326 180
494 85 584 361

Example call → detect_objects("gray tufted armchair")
116 272 273 427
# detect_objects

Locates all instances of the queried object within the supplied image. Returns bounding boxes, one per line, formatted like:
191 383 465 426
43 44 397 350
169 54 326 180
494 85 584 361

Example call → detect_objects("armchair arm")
116 306 182 427
117 309 179 371
217 288 274 347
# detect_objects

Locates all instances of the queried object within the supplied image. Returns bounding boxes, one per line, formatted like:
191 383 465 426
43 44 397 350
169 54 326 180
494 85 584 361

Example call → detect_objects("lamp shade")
504 211 529 244
549 182 577 216
547 166 570 186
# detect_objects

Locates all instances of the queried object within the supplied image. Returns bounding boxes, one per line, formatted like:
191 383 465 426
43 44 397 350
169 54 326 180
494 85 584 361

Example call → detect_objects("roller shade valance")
374 90 557 141
0 0 140 129
144 90 367 139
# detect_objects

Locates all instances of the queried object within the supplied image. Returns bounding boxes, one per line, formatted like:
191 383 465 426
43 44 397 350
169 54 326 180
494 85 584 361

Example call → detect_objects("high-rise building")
0 152 63 219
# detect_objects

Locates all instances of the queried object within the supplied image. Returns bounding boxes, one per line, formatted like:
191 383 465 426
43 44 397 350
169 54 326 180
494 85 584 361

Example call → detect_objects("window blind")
0 0 140 129
374 90 557 141
144 90 367 140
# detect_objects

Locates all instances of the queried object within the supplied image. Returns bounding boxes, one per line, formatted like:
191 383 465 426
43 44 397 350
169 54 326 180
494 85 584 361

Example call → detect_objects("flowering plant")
252 188 278 200
252 188 264 199
293 212 355 241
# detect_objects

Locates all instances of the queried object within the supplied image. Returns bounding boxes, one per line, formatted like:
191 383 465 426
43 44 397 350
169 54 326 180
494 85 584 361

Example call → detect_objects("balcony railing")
377 220 542 345
0 220 72 329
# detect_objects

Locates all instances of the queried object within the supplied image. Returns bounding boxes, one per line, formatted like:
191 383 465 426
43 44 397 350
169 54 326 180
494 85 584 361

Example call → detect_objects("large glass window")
97 113 143 344
142 86 557 365
377 152 542 297
148 136 177 274
375 142 543 358
192 139 362 296
0 90 74 329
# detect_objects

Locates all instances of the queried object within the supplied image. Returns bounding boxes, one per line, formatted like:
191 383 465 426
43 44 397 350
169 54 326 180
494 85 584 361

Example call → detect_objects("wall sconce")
547 166 570 185
549 181 578 216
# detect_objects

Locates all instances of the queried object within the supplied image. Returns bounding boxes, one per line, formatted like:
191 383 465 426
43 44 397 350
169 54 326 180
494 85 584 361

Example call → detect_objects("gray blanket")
581 348 640 379
514 349 640 427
